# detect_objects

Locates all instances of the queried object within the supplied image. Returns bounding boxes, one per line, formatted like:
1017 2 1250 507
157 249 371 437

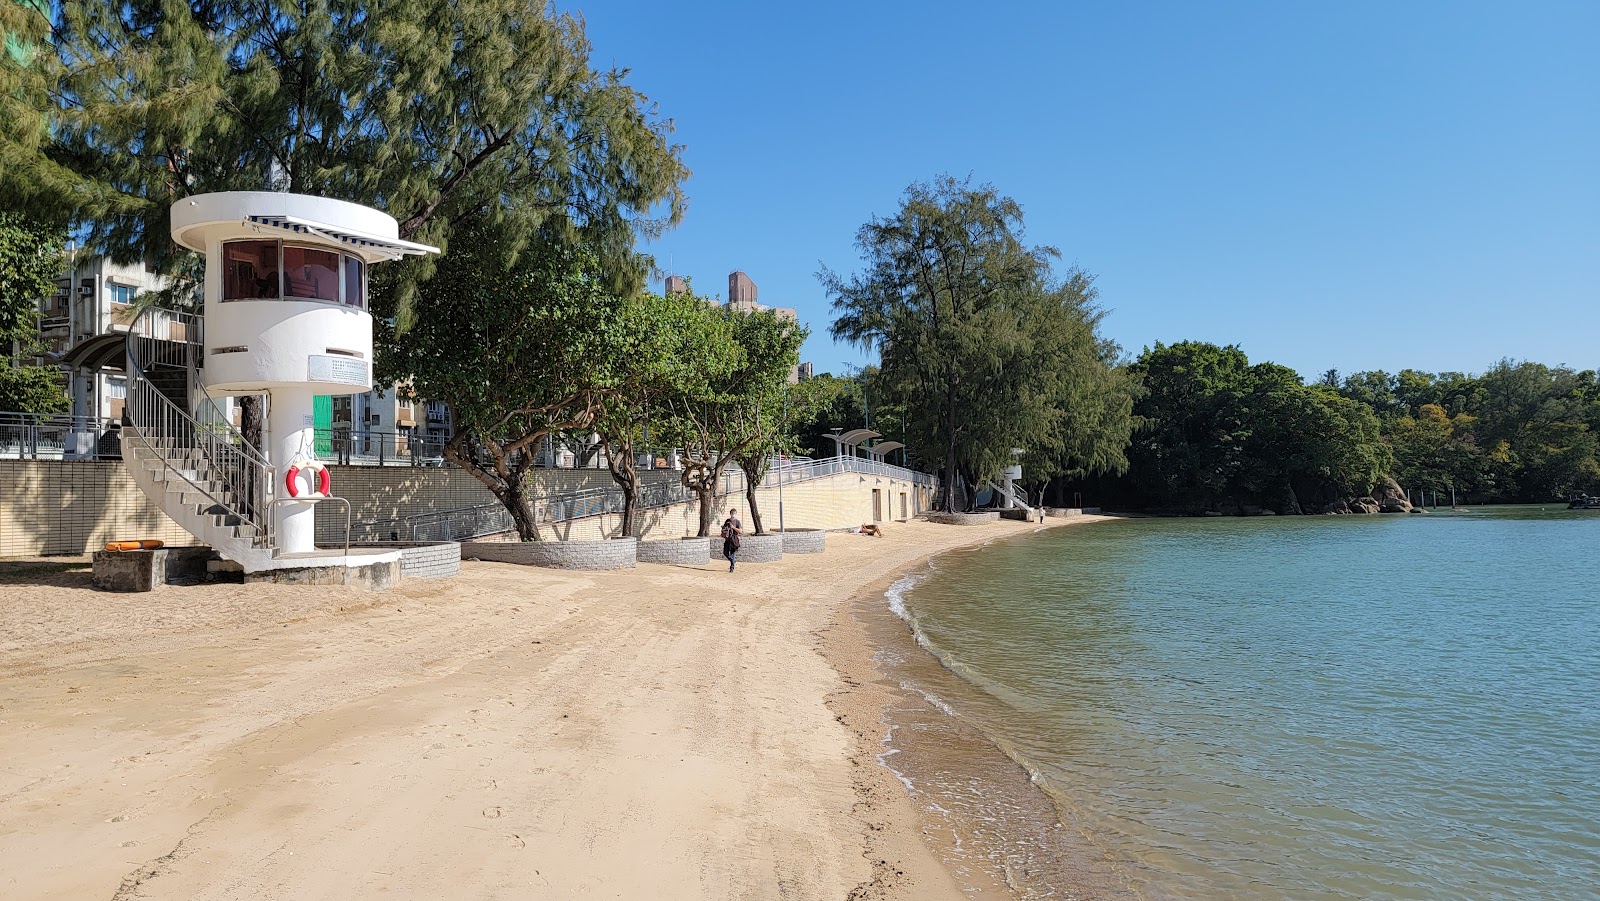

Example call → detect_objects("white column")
268 386 319 554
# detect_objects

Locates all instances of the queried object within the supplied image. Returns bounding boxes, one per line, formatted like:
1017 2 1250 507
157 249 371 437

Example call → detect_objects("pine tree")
4 0 688 322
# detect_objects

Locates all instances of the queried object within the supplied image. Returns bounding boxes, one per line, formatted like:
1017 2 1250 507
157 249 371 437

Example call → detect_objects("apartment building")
36 252 170 424
663 270 812 384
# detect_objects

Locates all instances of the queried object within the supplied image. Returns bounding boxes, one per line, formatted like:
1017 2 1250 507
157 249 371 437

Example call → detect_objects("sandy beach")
0 516 1097 900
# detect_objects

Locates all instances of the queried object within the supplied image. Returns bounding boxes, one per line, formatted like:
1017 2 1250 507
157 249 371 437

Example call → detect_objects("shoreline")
821 516 1138 900
0 516 1097 899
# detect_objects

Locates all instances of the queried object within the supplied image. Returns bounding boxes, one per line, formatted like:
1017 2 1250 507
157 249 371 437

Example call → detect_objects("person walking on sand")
720 508 742 572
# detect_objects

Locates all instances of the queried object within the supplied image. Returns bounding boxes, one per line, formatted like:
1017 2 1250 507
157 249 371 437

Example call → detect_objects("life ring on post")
283 459 331 498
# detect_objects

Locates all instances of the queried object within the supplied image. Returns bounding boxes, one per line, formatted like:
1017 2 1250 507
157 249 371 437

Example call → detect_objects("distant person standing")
720 508 742 572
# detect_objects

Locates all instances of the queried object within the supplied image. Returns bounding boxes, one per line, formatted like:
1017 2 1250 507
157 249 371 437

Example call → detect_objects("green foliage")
653 302 805 535
593 291 741 536
1339 361 1600 501
0 211 63 346
7 0 688 324
824 176 1134 511
1125 342 1388 512
0 211 68 413
374 224 633 540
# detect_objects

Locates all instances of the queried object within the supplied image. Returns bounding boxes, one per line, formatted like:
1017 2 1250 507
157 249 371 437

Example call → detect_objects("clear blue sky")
567 1 1598 380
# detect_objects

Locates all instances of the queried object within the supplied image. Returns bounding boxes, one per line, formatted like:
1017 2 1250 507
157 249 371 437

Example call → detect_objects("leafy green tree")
8 0 688 324
726 310 807 533
0 211 67 413
374 227 632 541
593 292 736 538
825 176 1131 511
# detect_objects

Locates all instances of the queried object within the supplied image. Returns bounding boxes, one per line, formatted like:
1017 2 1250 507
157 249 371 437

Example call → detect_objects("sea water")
882 507 1600 899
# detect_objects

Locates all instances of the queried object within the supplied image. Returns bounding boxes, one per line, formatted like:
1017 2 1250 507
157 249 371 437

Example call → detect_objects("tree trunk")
445 435 541 541
238 394 264 522
696 485 715 536
744 478 763 535
941 381 959 512
605 436 641 537
496 478 540 542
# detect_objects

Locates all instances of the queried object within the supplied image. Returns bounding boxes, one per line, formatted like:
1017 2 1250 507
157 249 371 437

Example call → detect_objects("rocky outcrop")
1373 476 1413 513
1350 497 1380 514
1320 497 1351 515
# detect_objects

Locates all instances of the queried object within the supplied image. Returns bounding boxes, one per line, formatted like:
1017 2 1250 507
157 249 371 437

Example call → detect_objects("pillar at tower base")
269 387 320 555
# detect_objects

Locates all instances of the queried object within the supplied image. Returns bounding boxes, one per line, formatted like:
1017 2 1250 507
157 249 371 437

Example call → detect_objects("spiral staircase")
118 307 394 576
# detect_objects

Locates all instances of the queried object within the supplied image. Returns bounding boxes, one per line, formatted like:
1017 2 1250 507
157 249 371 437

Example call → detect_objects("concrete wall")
525 471 934 542
0 461 193 556
1 459 935 556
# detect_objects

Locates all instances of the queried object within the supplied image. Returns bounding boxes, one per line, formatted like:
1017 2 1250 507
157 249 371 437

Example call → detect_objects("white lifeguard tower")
120 192 437 579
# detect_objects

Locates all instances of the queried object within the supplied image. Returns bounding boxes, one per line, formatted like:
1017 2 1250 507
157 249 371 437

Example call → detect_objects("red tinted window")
343 255 365 308
282 245 341 302
222 241 279 300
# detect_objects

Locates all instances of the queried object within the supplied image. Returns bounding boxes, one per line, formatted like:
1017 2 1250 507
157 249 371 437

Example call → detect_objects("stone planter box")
707 532 784 564
1044 507 1082 517
999 507 1036 521
461 537 637 571
637 537 711 566
354 541 461 579
777 528 826 554
926 511 1000 525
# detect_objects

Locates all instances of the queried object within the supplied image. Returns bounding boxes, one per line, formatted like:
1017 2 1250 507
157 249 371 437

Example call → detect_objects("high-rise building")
664 274 689 295
728 270 759 307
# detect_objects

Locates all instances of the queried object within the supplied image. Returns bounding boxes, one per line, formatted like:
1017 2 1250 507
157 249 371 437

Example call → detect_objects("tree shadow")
0 560 94 589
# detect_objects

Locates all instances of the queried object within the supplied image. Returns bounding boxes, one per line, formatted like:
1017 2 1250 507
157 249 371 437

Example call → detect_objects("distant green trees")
824 177 1137 511
1120 342 1387 513
1335 363 1599 502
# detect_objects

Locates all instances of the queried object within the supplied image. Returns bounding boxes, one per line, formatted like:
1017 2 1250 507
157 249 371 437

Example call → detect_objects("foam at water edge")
876 725 917 792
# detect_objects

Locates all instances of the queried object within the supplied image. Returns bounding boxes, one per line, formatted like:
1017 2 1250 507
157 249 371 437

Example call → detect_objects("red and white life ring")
284 459 331 498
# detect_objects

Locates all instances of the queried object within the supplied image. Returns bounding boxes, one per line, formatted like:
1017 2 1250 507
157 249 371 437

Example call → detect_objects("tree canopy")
824 176 1135 511
374 224 633 540
4 0 688 323
1120 342 1389 514
0 212 68 414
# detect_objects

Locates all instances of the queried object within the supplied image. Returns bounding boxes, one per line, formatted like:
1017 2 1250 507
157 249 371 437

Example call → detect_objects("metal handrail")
270 496 351 558
124 305 275 543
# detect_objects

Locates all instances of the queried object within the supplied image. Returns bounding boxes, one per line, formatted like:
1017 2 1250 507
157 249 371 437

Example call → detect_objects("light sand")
0 516 1093 900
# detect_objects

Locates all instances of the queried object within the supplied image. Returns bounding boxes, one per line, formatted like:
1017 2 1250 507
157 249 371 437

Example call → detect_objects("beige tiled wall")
1 460 934 556
0 461 193 556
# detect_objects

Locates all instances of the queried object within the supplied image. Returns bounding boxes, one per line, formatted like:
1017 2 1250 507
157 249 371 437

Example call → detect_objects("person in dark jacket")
720 508 742 571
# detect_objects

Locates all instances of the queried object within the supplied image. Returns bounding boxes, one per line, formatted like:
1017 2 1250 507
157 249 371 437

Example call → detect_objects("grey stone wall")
461 537 638 571
778 529 826 554
926 511 1001 525
636 537 711 566
709 533 783 564
354 541 461 579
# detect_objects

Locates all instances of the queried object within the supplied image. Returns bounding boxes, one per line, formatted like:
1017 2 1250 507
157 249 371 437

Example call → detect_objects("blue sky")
568 1 1598 380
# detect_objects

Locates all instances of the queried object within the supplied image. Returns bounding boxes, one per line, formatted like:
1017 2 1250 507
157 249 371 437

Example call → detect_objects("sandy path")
0 517 1081 900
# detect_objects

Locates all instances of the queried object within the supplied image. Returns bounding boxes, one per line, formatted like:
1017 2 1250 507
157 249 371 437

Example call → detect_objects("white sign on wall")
306 354 370 386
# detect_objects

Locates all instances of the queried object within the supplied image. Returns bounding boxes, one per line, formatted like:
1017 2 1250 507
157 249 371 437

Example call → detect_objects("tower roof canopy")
244 215 440 260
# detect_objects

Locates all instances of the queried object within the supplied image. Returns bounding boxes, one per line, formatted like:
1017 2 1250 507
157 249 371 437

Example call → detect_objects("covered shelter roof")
868 441 904 457
57 333 128 372
837 428 881 448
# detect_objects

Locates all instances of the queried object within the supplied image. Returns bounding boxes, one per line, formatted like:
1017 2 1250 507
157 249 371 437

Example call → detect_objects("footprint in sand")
506 834 525 849
482 806 503 819
106 815 128 823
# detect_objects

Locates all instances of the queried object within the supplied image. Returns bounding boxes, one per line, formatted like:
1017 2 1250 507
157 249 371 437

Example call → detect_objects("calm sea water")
889 507 1600 900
